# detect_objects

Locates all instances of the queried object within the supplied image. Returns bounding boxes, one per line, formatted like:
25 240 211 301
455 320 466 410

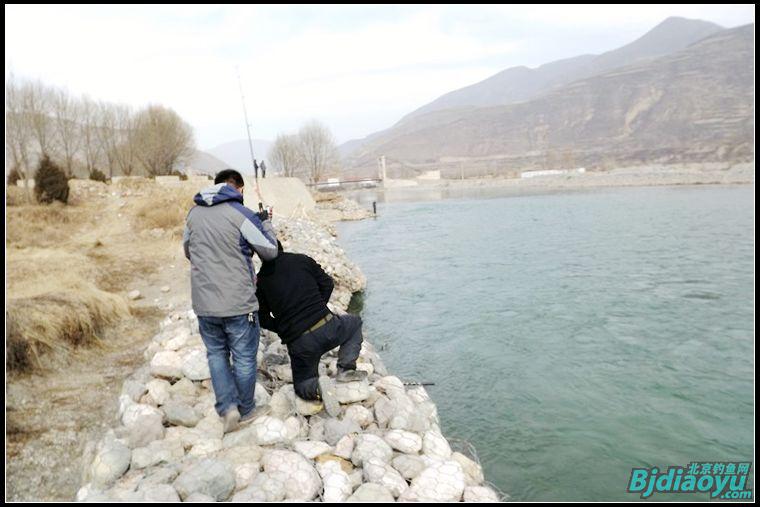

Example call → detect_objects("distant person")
183 169 278 432
255 241 366 416
254 159 259 179
260 160 267 178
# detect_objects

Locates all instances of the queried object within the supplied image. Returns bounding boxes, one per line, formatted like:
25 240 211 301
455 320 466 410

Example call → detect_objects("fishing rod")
236 66 264 206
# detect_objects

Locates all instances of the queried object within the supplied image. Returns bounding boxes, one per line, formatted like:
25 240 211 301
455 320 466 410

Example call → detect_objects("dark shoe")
318 376 341 417
222 406 241 434
336 367 368 383
239 404 272 426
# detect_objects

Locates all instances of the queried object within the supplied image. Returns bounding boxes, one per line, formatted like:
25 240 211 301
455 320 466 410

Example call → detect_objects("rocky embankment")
76 216 502 502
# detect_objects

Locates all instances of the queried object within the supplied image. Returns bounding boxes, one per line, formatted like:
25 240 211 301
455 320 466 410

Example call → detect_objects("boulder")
451 451 485 486
89 434 131 488
131 439 184 469
293 440 333 460
347 483 395 502
363 457 409 498
181 348 211 380
150 350 183 379
173 458 236 501
261 450 322 501
422 429 452 460
145 378 171 405
334 380 370 403
464 485 501 502
400 460 466 502
351 433 393 466
163 402 201 427
384 429 423 454
392 454 426 481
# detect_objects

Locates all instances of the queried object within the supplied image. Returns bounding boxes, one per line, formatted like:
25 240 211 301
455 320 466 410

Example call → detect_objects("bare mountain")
186 150 230 176
206 139 273 173
340 17 724 158
346 24 754 178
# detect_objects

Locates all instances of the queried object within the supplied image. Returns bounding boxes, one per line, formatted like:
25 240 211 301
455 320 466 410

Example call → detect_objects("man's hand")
256 209 269 222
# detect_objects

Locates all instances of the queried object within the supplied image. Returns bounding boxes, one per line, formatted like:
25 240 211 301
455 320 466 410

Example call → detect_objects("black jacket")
255 252 334 343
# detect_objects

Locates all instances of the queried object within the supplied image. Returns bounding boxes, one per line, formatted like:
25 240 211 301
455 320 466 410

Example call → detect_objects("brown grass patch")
133 186 196 236
6 248 131 372
6 203 90 248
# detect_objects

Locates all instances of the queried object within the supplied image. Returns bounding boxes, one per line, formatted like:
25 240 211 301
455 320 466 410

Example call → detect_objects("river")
336 184 755 501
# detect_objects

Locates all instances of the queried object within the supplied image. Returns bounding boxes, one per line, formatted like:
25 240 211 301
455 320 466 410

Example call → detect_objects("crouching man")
183 169 278 433
255 241 366 416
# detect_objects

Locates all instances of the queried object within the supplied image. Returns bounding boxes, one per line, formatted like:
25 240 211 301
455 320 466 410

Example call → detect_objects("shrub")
89 168 108 183
7 167 22 187
170 170 188 181
34 155 69 204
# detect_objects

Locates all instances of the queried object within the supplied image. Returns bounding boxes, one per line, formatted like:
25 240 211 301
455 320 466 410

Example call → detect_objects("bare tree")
5 74 34 179
113 104 139 176
95 101 118 177
270 133 303 177
23 79 56 160
297 120 339 184
52 88 83 177
133 105 195 176
79 96 103 175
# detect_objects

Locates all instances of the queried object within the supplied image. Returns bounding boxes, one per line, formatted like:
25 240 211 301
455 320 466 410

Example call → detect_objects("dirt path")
6 184 193 501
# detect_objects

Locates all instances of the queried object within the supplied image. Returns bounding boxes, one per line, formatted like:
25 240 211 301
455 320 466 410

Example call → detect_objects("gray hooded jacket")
183 183 278 317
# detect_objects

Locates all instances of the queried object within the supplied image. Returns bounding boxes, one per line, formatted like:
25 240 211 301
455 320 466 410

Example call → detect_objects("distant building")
521 167 586 179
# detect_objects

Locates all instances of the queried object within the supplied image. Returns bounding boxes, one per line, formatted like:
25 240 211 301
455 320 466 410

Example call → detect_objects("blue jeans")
198 313 260 417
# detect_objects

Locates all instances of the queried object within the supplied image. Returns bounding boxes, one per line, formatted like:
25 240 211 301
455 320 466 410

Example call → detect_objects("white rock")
334 380 370 403
400 460 466 502
161 285 170 293
234 462 260 491
422 429 452 460
343 404 374 428
384 429 423 454
188 438 222 457
363 457 409 498
89 435 131 488
321 467 353 502
451 451 485 486
250 415 288 445
261 450 322 501
163 401 200 427
392 454 427 481
173 458 235 501
351 433 393 466
146 378 172 405
254 382 271 407
295 396 323 416
181 348 210 380
334 434 355 460
150 350 183 379
140 484 180 502
128 290 141 300
464 485 501 502
183 492 216 502
374 375 406 399
121 379 147 402
283 415 306 442
269 385 296 419
294 440 333 460
123 412 165 448
169 377 198 398
232 473 285 502
164 328 191 350
347 483 395 502
131 438 184 469
324 417 361 446
121 402 163 427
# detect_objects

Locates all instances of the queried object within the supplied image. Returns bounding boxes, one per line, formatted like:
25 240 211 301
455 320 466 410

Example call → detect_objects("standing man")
183 169 278 432
260 160 267 179
253 159 259 179
255 241 366 417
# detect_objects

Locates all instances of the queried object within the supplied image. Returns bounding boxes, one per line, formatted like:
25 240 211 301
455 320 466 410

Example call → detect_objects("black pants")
287 313 363 400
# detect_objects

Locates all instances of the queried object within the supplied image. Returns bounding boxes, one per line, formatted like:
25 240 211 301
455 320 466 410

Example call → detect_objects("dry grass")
6 186 35 206
133 185 197 237
6 202 91 248
6 248 131 372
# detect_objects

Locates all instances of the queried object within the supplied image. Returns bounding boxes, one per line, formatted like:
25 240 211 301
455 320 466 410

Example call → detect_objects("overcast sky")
5 4 755 150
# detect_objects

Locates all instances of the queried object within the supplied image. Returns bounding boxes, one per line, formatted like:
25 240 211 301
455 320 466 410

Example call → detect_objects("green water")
336 185 755 501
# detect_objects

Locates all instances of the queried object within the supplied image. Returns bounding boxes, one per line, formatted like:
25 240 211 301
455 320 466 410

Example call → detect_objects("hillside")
345 24 755 178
